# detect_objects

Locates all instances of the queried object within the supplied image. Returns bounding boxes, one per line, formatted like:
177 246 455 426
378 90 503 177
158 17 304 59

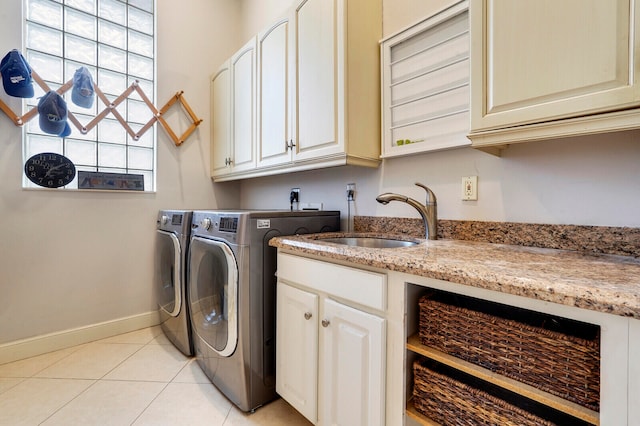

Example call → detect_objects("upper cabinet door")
230 37 257 173
293 0 344 162
292 0 382 166
210 61 231 177
470 0 640 134
257 16 293 169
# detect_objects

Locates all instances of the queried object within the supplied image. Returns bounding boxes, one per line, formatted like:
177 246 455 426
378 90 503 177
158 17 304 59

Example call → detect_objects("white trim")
0 310 160 365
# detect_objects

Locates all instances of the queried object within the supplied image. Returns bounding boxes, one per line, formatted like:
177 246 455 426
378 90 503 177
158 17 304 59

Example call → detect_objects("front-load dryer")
155 210 193 356
188 210 339 412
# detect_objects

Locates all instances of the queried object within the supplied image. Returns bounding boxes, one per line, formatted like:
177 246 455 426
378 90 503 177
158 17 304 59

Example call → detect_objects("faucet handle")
415 182 436 205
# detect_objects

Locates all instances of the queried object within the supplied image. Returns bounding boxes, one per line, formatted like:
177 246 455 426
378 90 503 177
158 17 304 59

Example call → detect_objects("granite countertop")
269 232 640 319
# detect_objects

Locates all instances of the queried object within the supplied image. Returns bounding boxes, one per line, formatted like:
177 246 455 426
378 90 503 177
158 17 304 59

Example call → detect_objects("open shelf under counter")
406 334 600 425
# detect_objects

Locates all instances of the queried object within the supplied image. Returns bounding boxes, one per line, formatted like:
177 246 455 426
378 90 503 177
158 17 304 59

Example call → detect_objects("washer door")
156 230 182 317
189 236 238 357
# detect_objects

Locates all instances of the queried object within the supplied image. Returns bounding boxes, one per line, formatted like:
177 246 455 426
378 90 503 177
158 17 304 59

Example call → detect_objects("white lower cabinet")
630 318 640 423
276 253 386 426
276 282 318 422
319 298 385 426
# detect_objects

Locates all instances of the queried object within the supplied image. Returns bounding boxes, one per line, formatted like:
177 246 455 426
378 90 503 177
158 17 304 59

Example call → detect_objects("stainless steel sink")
320 237 418 248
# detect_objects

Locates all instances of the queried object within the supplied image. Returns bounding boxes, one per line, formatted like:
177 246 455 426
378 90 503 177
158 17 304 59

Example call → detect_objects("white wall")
237 0 640 228
0 0 241 345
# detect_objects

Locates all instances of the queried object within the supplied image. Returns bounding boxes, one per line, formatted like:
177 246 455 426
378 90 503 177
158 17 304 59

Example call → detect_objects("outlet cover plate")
462 176 478 201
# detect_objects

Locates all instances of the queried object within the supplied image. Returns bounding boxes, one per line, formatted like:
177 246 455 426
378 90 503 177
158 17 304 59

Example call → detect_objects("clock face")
24 152 76 188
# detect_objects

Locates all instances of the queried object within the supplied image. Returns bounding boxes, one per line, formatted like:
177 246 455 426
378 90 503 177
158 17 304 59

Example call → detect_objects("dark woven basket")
413 360 555 426
418 292 600 411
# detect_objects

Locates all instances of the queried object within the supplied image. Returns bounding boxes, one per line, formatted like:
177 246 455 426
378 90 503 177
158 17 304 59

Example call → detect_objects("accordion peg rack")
0 68 202 147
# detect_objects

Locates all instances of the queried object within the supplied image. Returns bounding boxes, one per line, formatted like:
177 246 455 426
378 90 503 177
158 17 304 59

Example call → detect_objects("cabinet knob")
321 319 330 328
304 312 312 320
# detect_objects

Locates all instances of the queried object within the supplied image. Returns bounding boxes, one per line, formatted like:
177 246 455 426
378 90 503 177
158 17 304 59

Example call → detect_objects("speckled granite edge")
354 216 640 258
270 233 640 319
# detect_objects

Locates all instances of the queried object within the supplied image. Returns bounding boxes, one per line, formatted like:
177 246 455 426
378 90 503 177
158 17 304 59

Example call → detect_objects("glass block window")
23 0 156 191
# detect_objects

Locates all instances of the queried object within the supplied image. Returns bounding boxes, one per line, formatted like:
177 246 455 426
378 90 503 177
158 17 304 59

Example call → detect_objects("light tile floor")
0 326 312 426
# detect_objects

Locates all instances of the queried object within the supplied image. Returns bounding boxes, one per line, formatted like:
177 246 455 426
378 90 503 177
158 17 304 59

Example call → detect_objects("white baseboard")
0 311 160 365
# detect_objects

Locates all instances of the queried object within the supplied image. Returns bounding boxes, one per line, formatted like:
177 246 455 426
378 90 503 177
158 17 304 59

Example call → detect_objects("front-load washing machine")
188 210 340 412
155 210 193 356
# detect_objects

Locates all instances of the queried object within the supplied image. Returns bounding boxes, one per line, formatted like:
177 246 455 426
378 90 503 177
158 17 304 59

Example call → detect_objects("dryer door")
189 236 238 357
156 230 182 317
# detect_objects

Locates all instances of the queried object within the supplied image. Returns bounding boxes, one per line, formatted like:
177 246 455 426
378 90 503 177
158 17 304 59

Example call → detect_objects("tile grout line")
0 376 25 397
37 378 98 426
38 340 150 424
117 336 189 425
95 342 148 381
39 336 172 425
128 380 172 426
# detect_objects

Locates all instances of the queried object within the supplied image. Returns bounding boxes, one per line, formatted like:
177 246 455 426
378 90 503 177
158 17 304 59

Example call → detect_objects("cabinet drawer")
277 253 386 310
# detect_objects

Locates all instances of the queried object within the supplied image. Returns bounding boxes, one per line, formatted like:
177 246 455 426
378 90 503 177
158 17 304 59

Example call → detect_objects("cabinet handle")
286 139 296 151
321 319 330 328
304 312 312 320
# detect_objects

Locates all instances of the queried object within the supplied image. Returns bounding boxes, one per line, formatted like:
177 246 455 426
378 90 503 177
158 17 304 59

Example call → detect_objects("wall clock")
24 152 76 188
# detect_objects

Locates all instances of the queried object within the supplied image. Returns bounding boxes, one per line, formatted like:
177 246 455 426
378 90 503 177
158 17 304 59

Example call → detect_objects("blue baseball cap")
71 66 94 108
0 49 35 98
38 91 72 137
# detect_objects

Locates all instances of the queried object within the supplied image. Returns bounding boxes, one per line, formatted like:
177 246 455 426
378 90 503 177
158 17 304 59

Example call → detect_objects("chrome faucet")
376 183 438 240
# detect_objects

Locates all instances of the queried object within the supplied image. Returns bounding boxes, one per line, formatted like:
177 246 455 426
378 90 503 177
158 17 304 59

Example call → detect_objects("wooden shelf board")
406 334 600 425
406 399 439 425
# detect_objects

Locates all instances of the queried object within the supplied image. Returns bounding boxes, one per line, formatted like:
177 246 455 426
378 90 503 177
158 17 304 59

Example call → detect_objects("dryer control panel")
219 217 238 233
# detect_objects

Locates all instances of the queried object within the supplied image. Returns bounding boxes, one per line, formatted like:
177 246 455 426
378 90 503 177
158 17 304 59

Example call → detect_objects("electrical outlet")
346 183 356 201
462 176 478 201
290 188 300 203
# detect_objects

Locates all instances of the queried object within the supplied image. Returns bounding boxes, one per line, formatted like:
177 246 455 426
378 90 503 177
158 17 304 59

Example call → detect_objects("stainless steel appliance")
155 210 193 356
188 210 340 412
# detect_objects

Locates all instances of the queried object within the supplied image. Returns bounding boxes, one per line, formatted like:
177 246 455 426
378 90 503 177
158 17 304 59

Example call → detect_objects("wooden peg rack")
0 69 202 147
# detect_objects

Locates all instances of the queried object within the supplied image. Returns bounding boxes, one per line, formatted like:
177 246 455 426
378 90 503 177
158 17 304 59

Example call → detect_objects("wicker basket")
418 291 600 411
413 360 556 426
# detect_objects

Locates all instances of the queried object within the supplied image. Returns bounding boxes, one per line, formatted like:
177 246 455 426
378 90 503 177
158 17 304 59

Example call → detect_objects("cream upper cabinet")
229 37 257 174
469 0 640 153
212 0 382 181
211 38 257 179
210 60 231 177
256 16 294 169
292 0 381 167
